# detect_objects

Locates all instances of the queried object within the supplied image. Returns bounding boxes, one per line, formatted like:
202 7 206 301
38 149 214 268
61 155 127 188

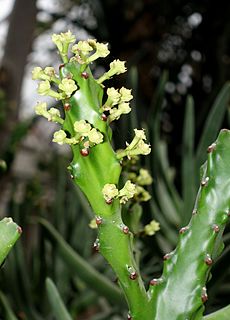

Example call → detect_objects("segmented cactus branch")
148 130 230 320
33 31 230 320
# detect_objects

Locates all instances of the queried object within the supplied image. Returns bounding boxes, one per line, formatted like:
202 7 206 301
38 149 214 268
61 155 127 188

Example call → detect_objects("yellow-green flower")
109 59 127 75
109 102 131 122
53 130 67 145
116 128 151 159
118 180 136 204
107 87 121 105
86 42 110 63
119 87 133 102
52 31 76 63
72 41 93 56
37 80 51 95
32 67 43 80
44 67 55 77
88 128 103 144
97 59 127 84
34 102 48 116
144 220 160 236
102 184 119 202
74 120 91 136
136 169 153 186
58 78 77 97
136 140 151 156
135 186 151 202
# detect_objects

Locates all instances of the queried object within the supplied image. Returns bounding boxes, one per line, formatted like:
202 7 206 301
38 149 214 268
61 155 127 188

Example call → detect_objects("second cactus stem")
33 31 230 320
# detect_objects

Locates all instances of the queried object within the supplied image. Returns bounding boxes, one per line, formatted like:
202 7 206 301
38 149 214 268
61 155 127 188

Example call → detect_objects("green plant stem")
97 204 151 318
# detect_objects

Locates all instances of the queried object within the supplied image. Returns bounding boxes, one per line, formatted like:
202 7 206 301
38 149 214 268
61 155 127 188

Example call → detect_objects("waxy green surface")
60 62 121 217
0 217 21 266
60 62 150 317
149 130 230 320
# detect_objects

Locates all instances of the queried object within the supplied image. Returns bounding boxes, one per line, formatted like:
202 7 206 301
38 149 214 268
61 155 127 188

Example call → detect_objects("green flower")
88 128 103 145
86 42 110 63
44 67 55 77
102 184 119 202
53 129 77 145
32 67 44 80
32 66 59 84
135 186 151 202
118 180 136 204
109 59 127 75
108 102 131 122
34 102 48 116
74 120 91 136
58 78 77 97
52 31 76 63
47 108 63 124
37 80 51 95
53 130 67 145
72 41 93 56
136 169 153 186
97 59 127 84
144 220 160 236
116 128 151 159
135 140 151 156
119 87 133 102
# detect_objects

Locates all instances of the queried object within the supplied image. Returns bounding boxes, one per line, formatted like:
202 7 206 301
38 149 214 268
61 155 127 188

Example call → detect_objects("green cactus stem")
0 217 22 266
148 129 230 320
33 31 229 320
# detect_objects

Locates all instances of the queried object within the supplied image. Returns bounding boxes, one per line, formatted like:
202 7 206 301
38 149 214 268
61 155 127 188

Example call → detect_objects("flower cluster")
52 31 76 63
102 180 136 204
144 220 160 236
97 60 127 84
116 129 151 159
34 102 64 124
71 39 110 65
34 72 77 100
127 168 153 202
101 87 133 122
52 120 103 151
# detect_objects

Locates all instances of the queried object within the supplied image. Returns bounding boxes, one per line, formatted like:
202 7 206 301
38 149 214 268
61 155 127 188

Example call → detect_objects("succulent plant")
33 31 230 320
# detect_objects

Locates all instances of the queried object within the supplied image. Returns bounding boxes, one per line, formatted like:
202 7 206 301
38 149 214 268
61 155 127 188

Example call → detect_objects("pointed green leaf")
46 278 72 320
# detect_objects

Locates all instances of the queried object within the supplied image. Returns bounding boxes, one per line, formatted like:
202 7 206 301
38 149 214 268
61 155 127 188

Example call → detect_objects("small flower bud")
106 87 121 106
86 42 110 63
119 87 133 102
88 128 103 145
118 180 136 204
136 169 153 186
58 78 77 97
52 31 76 63
32 67 43 80
53 130 67 145
97 60 127 84
102 184 119 203
34 102 48 116
74 120 91 136
72 41 93 56
135 186 151 202
109 59 127 75
44 67 56 77
37 80 51 95
144 220 160 236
